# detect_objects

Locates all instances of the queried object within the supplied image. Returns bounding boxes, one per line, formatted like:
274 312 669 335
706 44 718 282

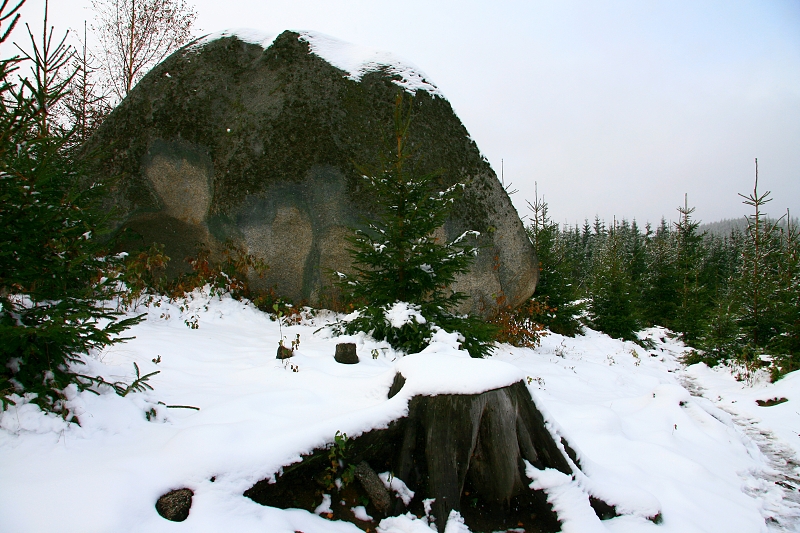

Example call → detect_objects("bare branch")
90 0 196 102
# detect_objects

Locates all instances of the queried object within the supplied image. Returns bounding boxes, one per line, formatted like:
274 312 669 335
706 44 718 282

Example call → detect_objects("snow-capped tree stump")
334 343 359 364
388 374 574 525
246 370 591 531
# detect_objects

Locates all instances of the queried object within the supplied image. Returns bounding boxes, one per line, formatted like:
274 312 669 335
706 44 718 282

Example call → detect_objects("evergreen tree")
732 161 783 349
0 1 141 415
13 0 72 137
769 210 800 374
693 225 742 364
672 195 708 342
588 220 638 340
626 219 648 293
702 229 742 307
639 218 679 329
564 223 587 294
694 288 739 364
525 186 583 336
570 219 593 293
334 93 494 357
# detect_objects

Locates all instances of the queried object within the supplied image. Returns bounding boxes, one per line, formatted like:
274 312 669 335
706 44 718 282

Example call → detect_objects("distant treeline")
699 217 799 236
524 191 799 380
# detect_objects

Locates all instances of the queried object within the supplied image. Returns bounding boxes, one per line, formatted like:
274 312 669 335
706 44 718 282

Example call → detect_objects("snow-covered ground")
1 290 799 533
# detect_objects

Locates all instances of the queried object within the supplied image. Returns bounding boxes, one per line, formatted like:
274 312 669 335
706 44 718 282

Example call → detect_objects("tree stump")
276 344 293 359
245 374 598 531
390 376 573 525
334 343 359 364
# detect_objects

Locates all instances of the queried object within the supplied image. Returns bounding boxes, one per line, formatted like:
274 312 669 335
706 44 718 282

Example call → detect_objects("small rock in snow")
155 488 193 522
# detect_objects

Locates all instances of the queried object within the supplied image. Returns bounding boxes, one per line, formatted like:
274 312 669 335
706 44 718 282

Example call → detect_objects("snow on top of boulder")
193 28 280 50
297 31 442 97
193 29 443 97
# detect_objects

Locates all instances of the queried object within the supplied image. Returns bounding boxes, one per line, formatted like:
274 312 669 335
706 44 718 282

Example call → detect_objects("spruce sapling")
333 92 495 357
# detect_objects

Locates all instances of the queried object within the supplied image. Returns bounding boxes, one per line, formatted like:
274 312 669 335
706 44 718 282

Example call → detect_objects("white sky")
9 0 800 227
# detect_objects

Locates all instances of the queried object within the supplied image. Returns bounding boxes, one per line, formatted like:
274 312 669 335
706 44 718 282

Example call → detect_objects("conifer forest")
526 177 800 380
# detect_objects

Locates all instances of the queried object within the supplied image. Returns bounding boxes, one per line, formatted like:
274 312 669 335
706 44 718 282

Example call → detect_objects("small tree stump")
335 343 359 364
276 344 293 359
156 488 193 522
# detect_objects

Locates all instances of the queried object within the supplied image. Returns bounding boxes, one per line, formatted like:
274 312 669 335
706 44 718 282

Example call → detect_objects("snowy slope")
1 291 798 532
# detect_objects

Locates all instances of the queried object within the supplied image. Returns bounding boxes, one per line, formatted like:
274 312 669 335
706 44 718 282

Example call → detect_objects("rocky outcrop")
86 29 537 315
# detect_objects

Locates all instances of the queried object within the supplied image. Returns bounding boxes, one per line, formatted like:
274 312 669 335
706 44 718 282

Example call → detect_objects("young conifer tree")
13 0 73 137
335 93 494 357
525 185 583 336
771 211 799 374
733 160 783 350
694 225 744 365
588 219 638 340
0 1 141 416
639 218 679 328
672 195 708 342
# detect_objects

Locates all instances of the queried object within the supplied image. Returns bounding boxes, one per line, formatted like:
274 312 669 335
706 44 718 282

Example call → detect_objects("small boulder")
276 344 293 359
335 343 359 364
156 488 193 522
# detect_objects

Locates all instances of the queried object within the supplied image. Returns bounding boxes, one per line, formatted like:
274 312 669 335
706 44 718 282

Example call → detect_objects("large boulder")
87 29 537 315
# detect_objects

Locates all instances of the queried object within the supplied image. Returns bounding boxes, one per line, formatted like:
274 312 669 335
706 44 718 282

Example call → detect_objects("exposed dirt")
757 397 789 407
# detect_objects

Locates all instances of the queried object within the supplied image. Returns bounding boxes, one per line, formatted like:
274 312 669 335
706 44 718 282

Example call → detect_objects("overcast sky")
10 0 800 227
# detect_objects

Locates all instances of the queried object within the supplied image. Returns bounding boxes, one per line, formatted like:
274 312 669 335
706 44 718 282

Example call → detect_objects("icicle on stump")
245 374 612 531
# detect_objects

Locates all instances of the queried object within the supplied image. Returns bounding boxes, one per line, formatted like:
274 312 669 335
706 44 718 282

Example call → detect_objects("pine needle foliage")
588 220 639 340
733 160 784 349
334 93 495 357
639 219 679 329
0 2 142 416
110 362 159 397
672 196 708 342
770 212 800 374
525 185 583 336
522 166 797 378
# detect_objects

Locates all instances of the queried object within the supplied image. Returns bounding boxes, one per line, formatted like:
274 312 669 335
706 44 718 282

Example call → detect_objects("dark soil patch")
757 397 789 407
